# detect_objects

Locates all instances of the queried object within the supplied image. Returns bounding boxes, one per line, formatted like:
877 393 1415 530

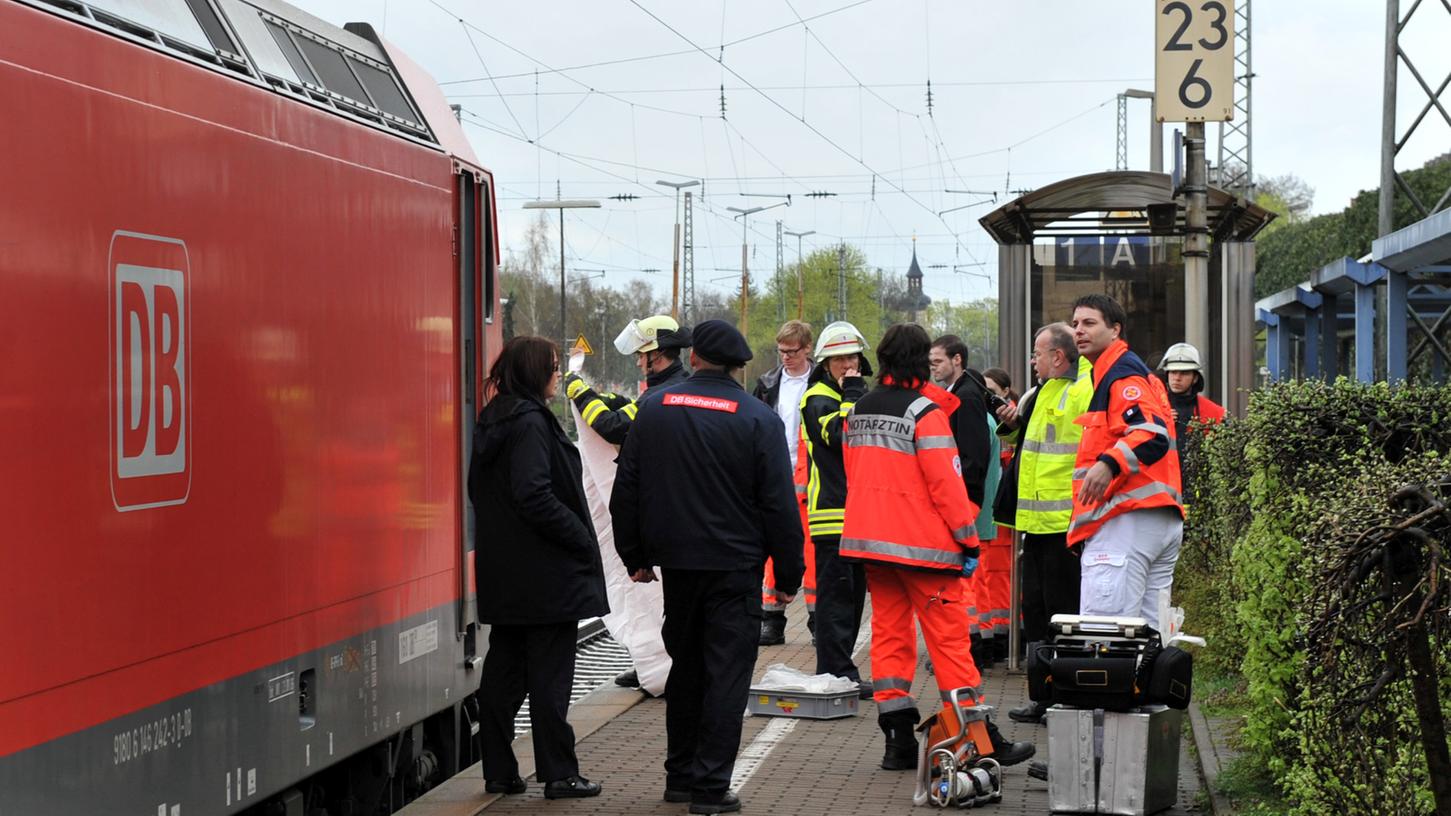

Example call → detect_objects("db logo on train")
108 231 192 511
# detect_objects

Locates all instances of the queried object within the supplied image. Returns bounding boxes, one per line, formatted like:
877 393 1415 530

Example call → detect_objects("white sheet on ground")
572 404 671 695
755 663 860 694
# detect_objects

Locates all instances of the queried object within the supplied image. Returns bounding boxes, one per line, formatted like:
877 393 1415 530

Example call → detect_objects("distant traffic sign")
1155 0 1234 123
572 334 594 355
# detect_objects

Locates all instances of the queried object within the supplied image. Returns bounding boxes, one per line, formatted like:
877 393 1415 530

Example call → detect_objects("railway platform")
403 599 1205 816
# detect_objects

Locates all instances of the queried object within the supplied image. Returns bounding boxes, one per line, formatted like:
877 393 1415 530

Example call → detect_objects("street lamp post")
727 201 790 339
523 197 601 427
783 228 815 320
523 198 602 347
656 180 701 321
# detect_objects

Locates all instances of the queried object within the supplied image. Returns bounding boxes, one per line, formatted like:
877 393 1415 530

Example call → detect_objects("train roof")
17 0 473 155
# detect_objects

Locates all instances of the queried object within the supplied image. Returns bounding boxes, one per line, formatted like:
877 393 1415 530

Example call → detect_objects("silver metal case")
1046 705 1182 815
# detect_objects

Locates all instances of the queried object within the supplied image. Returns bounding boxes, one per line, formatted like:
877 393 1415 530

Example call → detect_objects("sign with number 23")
1155 0 1235 123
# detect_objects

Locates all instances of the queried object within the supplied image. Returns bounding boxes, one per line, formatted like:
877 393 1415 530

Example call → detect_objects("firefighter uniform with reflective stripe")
564 361 689 446
1002 355 1093 644
1070 338 1184 627
801 369 869 683
841 381 984 722
760 429 818 612
761 432 816 618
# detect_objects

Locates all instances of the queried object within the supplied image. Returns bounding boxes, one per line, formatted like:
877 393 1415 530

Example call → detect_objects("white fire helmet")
1158 342 1204 373
814 321 869 360
613 315 686 355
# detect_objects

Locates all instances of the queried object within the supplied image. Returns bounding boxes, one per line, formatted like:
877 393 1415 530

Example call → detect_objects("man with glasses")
752 320 816 646
992 323 1093 724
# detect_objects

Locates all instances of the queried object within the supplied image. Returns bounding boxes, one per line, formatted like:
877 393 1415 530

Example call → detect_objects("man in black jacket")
929 335 992 508
930 335 996 665
612 320 804 816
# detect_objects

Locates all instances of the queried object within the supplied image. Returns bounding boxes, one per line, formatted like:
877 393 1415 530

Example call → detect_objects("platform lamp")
524 197 600 427
727 200 790 339
783 228 815 320
656 179 700 319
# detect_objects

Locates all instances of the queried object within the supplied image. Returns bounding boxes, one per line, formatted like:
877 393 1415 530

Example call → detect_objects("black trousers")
661 567 761 797
813 537 866 681
477 622 579 783
1020 531 1082 644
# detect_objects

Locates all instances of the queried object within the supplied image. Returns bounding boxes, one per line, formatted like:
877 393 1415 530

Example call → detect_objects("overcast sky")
294 0 1451 306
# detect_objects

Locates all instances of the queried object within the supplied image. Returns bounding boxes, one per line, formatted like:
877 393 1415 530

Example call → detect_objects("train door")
453 160 496 659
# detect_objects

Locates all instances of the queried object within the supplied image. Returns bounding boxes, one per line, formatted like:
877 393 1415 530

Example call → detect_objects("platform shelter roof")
978 171 1275 244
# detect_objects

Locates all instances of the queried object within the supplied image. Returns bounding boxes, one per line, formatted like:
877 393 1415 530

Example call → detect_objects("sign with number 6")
1155 0 1235 122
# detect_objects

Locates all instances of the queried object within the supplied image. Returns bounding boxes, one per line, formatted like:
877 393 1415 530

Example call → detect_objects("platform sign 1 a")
1155 0 1234 122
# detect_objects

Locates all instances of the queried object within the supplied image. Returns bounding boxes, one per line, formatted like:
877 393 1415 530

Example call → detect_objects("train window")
480 180 495 321
217 0 298 82
180 0 236 54
348 57 416 122
264 20 317 85
294 35 369 104
87 0 213 50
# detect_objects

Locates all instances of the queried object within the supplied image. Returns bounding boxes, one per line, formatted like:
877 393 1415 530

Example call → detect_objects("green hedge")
1181 379 1451 814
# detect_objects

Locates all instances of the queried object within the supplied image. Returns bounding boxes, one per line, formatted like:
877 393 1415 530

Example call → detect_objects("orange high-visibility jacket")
1068 339 1184 545
841 381 981 574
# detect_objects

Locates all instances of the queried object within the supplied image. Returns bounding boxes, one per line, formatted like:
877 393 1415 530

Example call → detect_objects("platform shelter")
980 171 1274 414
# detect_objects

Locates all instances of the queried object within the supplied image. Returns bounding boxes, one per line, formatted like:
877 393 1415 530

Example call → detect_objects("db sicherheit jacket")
610 369 804 588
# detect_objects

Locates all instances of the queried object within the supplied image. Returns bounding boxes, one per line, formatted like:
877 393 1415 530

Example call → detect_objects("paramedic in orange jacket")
841 324 1035 772
1068 295 1185 630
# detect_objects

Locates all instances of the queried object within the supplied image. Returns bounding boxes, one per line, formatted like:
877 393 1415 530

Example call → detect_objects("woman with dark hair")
840 324 1034 771
467 336 607 800
981 367 1020 405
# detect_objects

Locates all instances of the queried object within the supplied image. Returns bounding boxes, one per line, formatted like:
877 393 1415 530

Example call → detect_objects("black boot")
1008 700 1049 725
879 709 920 770
992 635 1009 662
984 718 1035 766
971 636 996 670
759 611 786 646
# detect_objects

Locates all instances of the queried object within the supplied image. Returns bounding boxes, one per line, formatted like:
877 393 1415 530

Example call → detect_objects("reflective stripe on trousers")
866 564 985 715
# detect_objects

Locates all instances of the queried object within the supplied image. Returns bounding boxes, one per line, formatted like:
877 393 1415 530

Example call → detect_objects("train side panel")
0 2 489 812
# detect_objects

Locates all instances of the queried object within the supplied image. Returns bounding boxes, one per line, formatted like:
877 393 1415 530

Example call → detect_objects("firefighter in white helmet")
1156 342 1225 440
564 315 693 447
563 314 691 692
800 321 874 699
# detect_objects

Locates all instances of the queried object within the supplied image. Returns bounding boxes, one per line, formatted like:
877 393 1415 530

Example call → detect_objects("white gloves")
567 351 586 374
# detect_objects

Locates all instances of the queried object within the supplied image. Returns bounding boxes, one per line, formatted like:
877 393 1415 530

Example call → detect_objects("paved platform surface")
404 598 1204 815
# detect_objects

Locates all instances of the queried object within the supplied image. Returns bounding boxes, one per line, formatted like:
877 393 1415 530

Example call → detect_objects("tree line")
500 212 1000 392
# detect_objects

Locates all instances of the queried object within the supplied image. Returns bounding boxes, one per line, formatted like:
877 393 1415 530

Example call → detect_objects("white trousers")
1079 507 1183 629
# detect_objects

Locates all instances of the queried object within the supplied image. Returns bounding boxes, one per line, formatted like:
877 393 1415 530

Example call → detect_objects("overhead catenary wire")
446 1 1119 297
452 77 1156 98
442 0 877 85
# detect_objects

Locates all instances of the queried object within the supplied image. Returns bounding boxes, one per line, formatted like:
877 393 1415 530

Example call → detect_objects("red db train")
1 0 502 813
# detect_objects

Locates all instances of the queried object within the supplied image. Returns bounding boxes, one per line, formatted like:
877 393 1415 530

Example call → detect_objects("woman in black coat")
468 336 608 800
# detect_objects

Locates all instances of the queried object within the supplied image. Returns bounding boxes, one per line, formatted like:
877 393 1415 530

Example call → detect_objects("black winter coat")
611 370 804 588
947 369 992 508
468 393 609 625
